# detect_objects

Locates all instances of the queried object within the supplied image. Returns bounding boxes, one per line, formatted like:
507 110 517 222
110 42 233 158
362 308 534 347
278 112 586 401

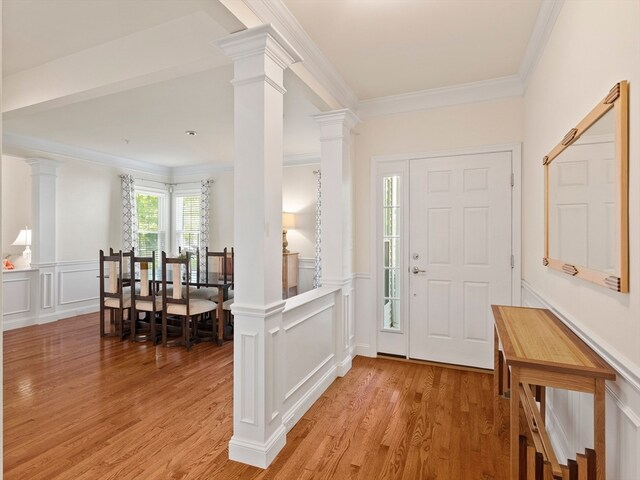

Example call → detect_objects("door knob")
412 266 426 274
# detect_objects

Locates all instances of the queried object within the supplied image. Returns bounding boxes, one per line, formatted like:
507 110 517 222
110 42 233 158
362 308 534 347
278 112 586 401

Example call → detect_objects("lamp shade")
282 212 296 229
12 228 32 246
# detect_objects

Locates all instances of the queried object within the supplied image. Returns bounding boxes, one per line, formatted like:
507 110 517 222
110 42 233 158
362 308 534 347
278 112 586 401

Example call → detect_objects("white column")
315 109 360 376
27 158 60 266
216 25 301 469
26 158 60 318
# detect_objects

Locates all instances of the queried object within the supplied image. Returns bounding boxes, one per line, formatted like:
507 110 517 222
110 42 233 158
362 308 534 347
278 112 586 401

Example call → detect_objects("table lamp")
282 212 296 254
12 226 32 268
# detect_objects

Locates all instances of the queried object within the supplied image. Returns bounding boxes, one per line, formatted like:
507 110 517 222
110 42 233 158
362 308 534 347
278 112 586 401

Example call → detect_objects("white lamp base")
22 246 32 268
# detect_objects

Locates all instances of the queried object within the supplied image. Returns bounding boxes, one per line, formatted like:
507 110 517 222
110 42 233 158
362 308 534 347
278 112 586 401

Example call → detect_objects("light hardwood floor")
4 313 510 479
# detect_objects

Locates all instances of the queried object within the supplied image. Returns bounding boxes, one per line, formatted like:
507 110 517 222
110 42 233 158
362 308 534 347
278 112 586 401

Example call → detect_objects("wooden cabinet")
282 253 299 299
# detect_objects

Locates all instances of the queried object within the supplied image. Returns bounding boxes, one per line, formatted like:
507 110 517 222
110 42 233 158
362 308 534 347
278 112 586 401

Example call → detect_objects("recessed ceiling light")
185 130 197 136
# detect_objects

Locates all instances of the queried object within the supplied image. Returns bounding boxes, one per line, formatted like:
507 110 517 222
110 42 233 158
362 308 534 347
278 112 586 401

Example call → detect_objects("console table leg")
494 327 500 429
510 366 520 480
594 378 606 480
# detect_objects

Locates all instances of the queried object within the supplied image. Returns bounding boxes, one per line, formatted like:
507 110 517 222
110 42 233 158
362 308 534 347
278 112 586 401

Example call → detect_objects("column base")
336 353 353 377
228 424 286 469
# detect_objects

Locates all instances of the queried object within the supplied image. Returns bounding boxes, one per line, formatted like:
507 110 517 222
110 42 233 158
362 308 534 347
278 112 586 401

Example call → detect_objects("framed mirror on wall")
544 81 629 292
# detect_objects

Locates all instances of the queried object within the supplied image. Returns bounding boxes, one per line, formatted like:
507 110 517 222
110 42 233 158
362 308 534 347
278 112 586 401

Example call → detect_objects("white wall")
209 170 234 251
522 1 640 478
282 164 317 259
523 0 640 371
1 155 32 256
352 97 524 356
56 157 121 261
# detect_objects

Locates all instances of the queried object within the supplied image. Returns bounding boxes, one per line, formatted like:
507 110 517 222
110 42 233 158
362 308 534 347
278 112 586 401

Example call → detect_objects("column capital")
314 108 360 131
26 158 62 176
215 24 302 76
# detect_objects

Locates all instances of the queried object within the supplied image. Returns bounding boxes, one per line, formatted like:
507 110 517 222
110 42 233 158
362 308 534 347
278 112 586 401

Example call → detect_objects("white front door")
408 152 512 369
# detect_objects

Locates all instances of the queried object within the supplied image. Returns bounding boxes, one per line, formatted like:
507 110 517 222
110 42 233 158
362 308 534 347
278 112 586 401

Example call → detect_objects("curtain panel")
120 174 138 252
313 169 322 289
199 179 211 279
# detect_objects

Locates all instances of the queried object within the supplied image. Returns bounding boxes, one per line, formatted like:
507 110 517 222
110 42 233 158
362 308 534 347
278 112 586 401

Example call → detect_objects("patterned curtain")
120 174 137 252
199 179 211 279
313 169 322 288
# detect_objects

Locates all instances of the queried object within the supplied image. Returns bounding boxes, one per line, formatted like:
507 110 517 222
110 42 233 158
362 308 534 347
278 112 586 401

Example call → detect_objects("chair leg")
151 311 157 345
185 316 191 350
162 310 168 347
100 305 105 337
130 309 137 342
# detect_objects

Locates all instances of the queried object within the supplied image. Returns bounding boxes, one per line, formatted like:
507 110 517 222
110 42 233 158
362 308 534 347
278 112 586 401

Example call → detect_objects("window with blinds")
175 193 200 272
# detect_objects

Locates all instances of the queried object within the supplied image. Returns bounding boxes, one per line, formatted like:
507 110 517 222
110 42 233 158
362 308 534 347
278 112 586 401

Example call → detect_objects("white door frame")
370 143 522 357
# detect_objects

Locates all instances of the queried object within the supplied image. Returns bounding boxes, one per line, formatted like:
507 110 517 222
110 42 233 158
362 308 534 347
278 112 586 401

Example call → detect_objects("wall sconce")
282 212 296 254
12 226 32 268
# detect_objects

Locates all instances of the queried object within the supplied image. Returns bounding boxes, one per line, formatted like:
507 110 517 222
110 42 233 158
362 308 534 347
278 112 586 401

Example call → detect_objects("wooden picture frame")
544 81 629 292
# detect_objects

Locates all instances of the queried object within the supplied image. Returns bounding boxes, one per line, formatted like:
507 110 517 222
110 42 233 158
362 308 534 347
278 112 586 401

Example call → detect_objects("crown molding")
357 75 524 119
3 131 319 178
3 132 172 176
283 152 320 166
518 0 565 90
242 0 358 110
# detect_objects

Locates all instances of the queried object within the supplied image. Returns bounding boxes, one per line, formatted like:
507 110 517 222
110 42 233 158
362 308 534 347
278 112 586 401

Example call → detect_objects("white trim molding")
240 0 359 110
517 0 565 89
357 0 565 118
358 75 524 119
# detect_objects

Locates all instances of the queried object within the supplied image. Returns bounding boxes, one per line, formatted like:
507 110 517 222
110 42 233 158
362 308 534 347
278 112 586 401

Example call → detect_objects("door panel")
408 152 512 369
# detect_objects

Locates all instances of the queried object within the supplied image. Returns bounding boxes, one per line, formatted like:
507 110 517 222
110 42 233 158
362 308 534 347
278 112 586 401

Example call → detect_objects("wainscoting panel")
297 257 315 294
3 276 32 315
2 269 38 330
354 273 376 357
522 281 640 479
2 260 100 331
281 288 338 432
59 266 100 305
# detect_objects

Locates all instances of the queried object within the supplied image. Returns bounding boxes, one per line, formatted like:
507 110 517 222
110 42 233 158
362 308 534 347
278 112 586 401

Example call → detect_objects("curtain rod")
126 176 214 187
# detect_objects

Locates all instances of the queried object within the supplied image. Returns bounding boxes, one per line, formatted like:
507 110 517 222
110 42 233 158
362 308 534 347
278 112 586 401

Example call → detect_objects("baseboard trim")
228 424 287 469
336 353 352 377
282 364 337 432
355 343 376 358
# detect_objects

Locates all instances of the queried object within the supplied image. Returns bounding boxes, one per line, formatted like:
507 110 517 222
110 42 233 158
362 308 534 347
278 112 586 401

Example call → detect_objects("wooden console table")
492 305 616 480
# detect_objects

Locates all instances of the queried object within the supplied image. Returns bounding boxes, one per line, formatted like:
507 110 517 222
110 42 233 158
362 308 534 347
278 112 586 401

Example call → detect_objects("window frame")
135 185 168 263
172 188 201 255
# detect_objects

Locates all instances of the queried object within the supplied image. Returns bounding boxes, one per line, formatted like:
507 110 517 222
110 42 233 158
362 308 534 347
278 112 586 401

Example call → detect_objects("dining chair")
130 250 161 343
161 251 216 349
99 249 131 340
222 247 235 333
190 247 226 301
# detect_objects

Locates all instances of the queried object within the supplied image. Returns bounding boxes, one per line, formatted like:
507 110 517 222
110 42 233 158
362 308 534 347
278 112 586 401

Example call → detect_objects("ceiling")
2 0 545 171
283 0 542 99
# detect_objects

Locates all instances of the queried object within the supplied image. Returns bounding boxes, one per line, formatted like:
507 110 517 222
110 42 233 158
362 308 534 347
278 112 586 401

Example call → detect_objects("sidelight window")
382 176 401 331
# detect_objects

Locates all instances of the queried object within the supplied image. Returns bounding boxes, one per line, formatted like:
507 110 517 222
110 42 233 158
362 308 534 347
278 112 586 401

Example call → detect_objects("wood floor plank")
4 313 510 479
